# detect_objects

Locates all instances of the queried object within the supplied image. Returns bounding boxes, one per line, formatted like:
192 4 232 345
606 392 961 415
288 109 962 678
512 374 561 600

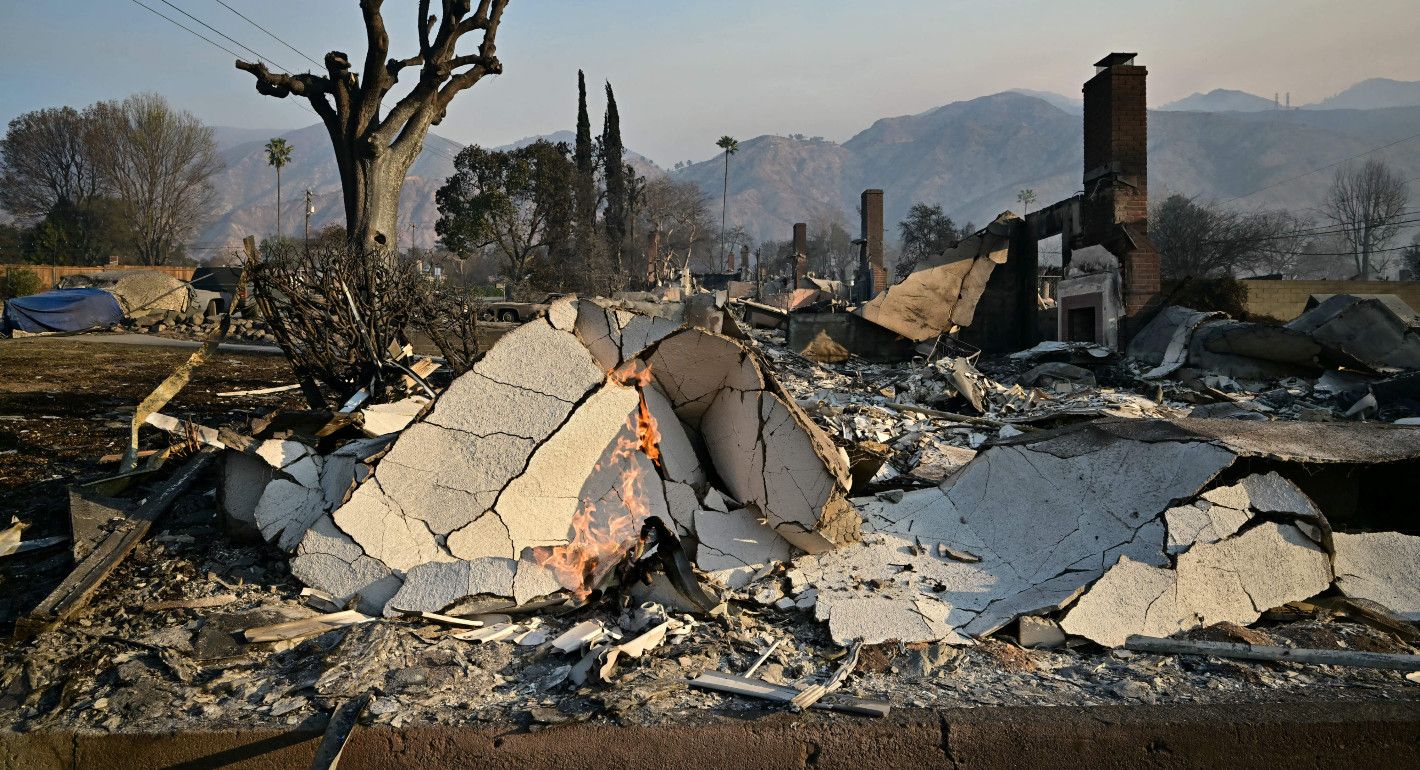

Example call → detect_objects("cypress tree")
602 81 627 266
574 70 595 230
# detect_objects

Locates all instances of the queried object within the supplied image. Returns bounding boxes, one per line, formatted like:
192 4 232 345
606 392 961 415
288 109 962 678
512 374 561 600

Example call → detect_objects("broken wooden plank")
309 692 371 770
145 413 226 450
1125 635 1420 671
243 610 375 643
690 671 890 718
791 639 861 711
218 383 302 397
405 610 484 629
744 638 783 677
454 623 519 643
97 449 159 464
142 594 237 612
121 262 247 472
17 450 217 639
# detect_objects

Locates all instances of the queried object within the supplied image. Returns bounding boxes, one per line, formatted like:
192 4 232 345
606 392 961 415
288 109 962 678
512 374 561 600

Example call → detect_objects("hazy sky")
2 0 1418 165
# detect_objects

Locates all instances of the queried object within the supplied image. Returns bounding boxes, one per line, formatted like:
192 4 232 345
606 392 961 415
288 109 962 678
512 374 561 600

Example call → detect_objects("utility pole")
304 189 313 254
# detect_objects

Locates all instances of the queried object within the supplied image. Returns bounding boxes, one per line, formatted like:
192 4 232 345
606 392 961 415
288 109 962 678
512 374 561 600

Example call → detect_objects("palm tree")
265 137 294 237
715 135 739 264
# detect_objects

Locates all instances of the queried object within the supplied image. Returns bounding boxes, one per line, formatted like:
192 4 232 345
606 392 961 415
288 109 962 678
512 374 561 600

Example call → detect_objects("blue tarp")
2 288 124 333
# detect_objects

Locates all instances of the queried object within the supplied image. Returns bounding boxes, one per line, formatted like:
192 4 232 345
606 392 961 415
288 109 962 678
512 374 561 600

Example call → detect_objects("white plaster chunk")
254 479 327 552
468 318 606 402
493 383 642 553
694 506 796 590
512 550 567 605
361 396 429 437
643 382 705 486
574 301 622 371
373 423 533 535
1164 502 1251 554
1332 531 1420 620
281 453 323 489
790 435 1236 643
385 557 517 615
254 439 310 471
703 389 853 554
426 370 585 440
546 295 578 331
663 481 701 539
221 451 276 528
319 454 359 511
1238 472 1322 517
647 329 765 426
1062 522 1332 647
332 482 452 572
290 553 398 615
446 512 514 561
702 488 730 513
1200 482 1250 511
618 314 682 361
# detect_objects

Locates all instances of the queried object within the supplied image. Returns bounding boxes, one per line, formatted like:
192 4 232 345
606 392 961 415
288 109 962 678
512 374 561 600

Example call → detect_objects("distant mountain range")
200 75 1420 256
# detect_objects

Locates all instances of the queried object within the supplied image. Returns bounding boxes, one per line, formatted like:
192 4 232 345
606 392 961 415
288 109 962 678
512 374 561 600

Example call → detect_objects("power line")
129 0 246 60
1218 130 1420 205
155 0 290 71
213 0 323 69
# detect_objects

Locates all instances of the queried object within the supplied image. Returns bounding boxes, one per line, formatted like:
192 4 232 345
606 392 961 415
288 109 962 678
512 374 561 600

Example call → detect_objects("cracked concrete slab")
290 517 401 614
385 557 517 616
254 479 326 552
1332 531 1420 621
694 505 796 589
331 482 453 573
221 450 276 530
646 328 767 427
768 431 1235 644
1165 502 1251 554
1061 522 1332 647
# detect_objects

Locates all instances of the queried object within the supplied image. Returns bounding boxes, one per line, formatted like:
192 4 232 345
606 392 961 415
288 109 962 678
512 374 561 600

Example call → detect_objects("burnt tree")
236 0 509 252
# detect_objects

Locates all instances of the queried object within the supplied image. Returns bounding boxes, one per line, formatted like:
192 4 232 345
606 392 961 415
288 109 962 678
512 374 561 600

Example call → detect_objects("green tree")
574 70 596 230
715 135 739 264
602 82 627 269
265 137 293 237
896 203 960 280
435 140 575 297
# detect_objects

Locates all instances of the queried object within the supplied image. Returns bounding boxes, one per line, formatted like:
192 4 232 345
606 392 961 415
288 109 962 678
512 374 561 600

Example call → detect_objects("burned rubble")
4 274 1420 742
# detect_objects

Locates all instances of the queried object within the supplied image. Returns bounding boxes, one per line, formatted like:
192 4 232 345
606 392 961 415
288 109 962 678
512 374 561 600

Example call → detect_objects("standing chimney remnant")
855 189 886 301
792 222 808 289
1080 52 1160 333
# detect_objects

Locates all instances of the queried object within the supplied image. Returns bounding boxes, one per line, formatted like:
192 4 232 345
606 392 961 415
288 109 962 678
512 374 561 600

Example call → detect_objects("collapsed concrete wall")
246 300 856 616
753 418 1420 645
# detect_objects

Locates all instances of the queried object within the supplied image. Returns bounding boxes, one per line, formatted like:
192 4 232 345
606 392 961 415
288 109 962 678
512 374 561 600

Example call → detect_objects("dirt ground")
0 338 301 630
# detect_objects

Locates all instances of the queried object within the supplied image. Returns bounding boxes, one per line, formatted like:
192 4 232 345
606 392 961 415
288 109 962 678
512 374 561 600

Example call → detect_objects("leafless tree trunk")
1324 159 1410 280
237 0 509 254
89 94 221 266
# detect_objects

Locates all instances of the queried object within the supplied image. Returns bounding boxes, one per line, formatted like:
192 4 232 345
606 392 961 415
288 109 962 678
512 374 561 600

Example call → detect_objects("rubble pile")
3 291 1419 735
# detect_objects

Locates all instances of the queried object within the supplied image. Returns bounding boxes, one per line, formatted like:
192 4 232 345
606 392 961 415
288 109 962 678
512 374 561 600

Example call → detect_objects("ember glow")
532 362 664 600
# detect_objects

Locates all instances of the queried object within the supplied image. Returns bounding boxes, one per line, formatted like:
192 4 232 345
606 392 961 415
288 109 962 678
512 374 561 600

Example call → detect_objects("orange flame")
532 360 663 600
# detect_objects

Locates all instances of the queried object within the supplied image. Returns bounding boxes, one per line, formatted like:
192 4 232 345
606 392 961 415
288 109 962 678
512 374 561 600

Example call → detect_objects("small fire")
532 360 663 600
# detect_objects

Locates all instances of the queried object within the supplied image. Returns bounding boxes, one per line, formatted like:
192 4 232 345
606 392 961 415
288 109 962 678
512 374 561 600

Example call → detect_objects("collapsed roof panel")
855 213 1018 342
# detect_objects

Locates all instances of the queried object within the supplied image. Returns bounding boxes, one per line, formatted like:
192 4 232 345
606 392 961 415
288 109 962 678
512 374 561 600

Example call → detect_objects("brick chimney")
1081 52 1159 325
860 189 886 296
792 222 807 288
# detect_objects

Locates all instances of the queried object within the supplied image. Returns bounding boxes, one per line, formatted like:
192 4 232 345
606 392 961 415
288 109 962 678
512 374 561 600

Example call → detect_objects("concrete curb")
3 700 1417 769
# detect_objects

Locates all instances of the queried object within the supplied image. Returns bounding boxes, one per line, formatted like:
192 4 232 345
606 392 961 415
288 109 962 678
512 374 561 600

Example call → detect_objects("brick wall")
0 264 196 290
1241 279 1420 321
